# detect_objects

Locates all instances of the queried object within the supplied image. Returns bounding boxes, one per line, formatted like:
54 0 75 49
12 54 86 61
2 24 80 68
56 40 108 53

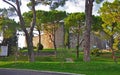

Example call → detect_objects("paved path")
0 68 81 75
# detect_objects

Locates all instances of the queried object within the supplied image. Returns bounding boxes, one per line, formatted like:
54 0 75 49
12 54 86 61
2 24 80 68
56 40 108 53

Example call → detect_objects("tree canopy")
99 0 120 62
99 0 120 42
27 0 68 10
0 17 18 38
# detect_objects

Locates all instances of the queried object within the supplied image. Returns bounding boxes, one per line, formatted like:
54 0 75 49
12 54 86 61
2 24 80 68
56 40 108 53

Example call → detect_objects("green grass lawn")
0 49 120 75
0 61 120 75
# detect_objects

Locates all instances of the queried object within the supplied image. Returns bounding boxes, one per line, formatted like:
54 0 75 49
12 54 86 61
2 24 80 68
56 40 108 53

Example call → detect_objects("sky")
0 0 114 22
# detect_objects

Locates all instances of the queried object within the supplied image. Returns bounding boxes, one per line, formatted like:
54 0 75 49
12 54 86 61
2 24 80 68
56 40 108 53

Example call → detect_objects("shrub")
91 48 100 56
37 43 43 51
33 46 37 49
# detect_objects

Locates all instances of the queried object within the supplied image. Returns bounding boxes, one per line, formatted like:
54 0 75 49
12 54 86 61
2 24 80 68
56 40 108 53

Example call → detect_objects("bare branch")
79 39 84 46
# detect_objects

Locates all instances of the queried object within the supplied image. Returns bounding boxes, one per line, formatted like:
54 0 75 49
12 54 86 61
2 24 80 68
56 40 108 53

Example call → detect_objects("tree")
35 10 45 52
26 0 68 52
83 0 94 62
3 0 36 62
64 18 70 49
92 16 103 32
0 8 8 17
23 10 46 52
91 15 104 49
99 0 120 63
0 17 18 41
0 16 18 55
83 0 103 62
64 13 85 59
43 10 66 56
0 7 16 17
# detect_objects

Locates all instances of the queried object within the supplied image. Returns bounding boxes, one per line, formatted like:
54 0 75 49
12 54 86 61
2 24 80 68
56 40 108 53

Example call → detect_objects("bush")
91 48 100 56
37 43 43 51
33 46 37 49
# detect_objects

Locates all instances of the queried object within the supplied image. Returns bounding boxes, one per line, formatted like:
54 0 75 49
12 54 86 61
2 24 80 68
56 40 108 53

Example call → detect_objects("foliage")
23 10 66 30
35 0 68 10
45 10 67 23
23 10 67 56
99 0 120 50
0 16 18 55
0 17 18 38
43 10 66 37
50 0 68 10
95 0 104 4
92 15 103 32
64 12 85 58
23 11 33 27
43 10 67 56
99 0 120 34
23 10 46 28
64 30 69 47
113 36 120 50
91 48 101 56
0 7 16 17
64 13 85 30
64 13 85 48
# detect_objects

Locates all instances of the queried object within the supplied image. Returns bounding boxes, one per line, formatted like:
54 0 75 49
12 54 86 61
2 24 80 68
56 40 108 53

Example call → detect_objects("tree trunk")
16 0 36 62
64 28 70 49
66 30 70 49
53 27 57 57
3 0 36 62
2 38 8 46
76 25 80 59
38 30 41 44
110 36 117 63
83 0 94 62
38 29 41 53
25 33 34 62
110 23 117 63
76 33 80 59
53 37 57 57
49 25 57 57
67 32 70 49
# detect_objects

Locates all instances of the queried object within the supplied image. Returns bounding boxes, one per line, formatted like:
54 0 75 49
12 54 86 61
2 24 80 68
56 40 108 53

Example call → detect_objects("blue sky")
0 0 114 21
